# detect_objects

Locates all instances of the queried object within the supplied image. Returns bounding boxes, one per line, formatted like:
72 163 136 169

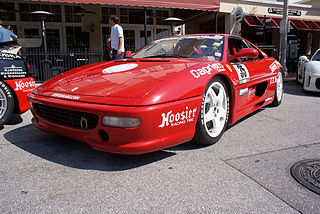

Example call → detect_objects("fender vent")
255 81 268 97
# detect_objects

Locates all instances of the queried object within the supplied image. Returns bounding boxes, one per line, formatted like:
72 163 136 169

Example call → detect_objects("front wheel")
193 77 229 145
0 81 14 127
271 71 283 106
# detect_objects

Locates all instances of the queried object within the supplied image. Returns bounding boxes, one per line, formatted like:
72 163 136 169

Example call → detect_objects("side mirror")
229 48 259 61
299 55 309 62
124 51 132 58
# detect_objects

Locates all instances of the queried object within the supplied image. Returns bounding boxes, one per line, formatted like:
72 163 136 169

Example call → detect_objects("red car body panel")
28 34 283 154
5 77 35 114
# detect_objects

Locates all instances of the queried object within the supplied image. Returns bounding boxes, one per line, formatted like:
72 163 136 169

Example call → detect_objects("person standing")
109 15 124 60
0 19 18 42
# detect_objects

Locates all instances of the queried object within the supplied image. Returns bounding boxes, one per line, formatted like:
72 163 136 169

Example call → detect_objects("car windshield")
311 50 320 61
132 35 225 61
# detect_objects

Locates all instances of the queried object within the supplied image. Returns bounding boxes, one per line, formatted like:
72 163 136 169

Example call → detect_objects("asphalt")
1 75 319 214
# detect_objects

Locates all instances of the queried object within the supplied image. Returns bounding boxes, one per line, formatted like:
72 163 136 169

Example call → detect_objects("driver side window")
228 38 249 63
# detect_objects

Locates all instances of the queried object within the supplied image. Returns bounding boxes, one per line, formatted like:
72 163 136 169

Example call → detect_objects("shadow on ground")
284 82 320 97
4 124 176 171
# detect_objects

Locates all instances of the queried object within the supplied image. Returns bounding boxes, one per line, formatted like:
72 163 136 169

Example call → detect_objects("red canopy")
244 15 320 31
31 0 220 11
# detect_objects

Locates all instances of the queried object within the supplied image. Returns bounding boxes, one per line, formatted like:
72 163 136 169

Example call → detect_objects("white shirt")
110 24 125 52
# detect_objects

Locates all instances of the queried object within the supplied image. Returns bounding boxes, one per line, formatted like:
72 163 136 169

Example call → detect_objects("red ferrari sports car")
28 34 283 154
0 41 35 127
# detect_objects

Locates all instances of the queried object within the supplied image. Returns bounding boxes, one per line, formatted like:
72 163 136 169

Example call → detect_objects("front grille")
34 103 98 130
315 78 320 90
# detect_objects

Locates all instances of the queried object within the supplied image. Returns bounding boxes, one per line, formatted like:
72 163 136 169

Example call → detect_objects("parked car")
297 49 320 92
28 34 283 154
0 41 35 127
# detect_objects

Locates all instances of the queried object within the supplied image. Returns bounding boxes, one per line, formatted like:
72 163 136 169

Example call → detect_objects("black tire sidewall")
194 76 229 145
0 81 14 127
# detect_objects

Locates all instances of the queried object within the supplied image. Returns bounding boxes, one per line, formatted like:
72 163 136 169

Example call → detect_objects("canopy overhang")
31 0 220 11
244 15 320 31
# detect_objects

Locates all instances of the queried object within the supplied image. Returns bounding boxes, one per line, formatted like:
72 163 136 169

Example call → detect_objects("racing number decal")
232 64 250 84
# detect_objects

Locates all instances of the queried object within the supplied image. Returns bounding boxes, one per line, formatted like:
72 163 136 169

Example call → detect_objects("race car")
28 34 283 154
0 41 35 127
297 49 320 92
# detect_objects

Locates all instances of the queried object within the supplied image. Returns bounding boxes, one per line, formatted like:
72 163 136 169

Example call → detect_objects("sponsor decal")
225 64 233 72
190 63 226 79
248 88 255 99
265 97 273 102
0 53 22 60
232 64 250 84
213 42 222 47
159 106 197 128
102 63 138 74
213 35 223 40
0 81 12 98
269 61 281 73
270 76 277 84
71 87 79 92
239 87 248 96
14 79 35 92
52 93 80 100
4 64 23 72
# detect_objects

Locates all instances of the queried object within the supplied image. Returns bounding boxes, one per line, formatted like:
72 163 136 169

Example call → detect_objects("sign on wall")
268 8 302 16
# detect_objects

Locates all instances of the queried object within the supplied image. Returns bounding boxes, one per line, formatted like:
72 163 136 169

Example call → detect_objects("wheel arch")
2 81 19 114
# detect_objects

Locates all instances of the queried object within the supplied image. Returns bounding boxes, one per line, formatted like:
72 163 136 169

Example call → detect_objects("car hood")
306 61 320 73
35 58 199 105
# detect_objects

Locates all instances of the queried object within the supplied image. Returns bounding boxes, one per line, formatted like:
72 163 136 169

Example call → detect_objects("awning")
244 15 320 31
31 0 220 11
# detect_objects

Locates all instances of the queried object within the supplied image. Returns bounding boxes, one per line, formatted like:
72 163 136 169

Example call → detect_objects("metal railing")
22 48 104 82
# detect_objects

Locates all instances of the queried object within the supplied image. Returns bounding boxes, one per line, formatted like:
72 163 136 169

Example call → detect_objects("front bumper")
303 72 320 92
28 93 202 154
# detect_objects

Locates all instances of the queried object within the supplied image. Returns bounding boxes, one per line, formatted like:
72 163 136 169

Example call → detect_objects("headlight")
102 116 141 128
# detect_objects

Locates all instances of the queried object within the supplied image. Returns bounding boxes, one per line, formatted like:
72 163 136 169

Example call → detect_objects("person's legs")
112 49 124 60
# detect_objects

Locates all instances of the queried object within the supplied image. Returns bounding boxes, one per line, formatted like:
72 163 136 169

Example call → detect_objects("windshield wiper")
144 54 188 58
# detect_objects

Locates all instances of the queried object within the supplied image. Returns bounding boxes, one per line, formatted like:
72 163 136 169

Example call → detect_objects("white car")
297 49 320 92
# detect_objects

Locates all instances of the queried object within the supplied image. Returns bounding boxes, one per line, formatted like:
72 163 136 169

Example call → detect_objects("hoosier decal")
159 106 197 128
14 79 35 92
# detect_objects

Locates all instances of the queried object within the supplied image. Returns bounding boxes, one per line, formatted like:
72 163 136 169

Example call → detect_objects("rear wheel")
0 81 14 127
194 77 229 145
271 71 283 106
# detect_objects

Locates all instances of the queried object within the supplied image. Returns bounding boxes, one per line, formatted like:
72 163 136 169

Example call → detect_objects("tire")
296 71 300 85
302 72 307 92
271 71 283 107
193 77 229 145
0 81 14 127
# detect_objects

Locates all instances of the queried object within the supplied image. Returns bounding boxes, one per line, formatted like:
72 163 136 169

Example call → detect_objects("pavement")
1 77 319 214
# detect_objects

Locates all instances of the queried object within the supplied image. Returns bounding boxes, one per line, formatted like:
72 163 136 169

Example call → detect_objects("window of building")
65 5 82 23
156 10 169 25
46 29 60 49
140 30 152 48
120 8 153 25
124 30 135 51
24 28 40 38
156 28 169 40
0 3 16 21
19 3 61 22
101 7 117 24
66 26 88 49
